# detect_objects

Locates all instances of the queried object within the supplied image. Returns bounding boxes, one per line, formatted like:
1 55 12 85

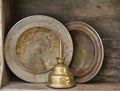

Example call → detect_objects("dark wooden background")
5 0 120 83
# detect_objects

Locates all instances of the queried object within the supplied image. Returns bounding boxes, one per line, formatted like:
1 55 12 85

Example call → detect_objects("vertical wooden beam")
0 0 13 88
0 0 4 88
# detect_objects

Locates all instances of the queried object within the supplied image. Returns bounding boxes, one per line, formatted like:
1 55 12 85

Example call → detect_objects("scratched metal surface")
66 21 104 83
5 15 73 82
16 27 59 74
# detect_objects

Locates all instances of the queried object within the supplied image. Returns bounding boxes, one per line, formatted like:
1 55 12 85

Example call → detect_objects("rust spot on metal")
70 30 95 77
66 21 104 83
16 27 59 74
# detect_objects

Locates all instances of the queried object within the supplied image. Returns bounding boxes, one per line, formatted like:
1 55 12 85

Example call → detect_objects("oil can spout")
47 35 76 88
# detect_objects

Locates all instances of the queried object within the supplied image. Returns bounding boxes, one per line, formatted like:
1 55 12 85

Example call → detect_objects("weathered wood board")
13 0 120 83
0 0 3 88
0 0 120 89
0 0 14 87
1 81 120 91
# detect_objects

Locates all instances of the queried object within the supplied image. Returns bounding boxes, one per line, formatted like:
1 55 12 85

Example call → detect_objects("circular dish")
66 21 104 83
5 15 73 82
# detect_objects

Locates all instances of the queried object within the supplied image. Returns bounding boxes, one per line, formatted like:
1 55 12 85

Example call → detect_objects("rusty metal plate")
5 15 73 82
66 21 104 83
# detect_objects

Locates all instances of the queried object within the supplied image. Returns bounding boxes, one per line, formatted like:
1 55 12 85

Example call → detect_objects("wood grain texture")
1 81 120 91
1 0 14 87
13 0 120 21
0 0 3 88
1 0 120 85
12 0 120 83
92 38 120 82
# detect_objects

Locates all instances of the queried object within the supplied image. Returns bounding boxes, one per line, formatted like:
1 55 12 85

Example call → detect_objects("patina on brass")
48 37 76 88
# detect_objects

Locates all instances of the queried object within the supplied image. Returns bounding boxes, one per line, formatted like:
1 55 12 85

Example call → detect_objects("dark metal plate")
66 21 104 83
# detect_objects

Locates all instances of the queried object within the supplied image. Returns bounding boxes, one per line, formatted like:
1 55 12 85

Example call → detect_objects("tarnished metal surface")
66 21 104 83
5 15 73 82
16 27 59 74
70 31 95 77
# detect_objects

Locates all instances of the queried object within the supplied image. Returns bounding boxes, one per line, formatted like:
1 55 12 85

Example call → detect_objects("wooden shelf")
0 0 120 90
1 81 120 91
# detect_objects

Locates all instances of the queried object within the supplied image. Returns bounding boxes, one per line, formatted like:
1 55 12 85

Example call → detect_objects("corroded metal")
5 15 73 82
66 21 104 83
16 27 59 74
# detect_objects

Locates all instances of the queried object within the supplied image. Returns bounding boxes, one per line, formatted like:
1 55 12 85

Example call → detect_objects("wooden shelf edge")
1 81 120 91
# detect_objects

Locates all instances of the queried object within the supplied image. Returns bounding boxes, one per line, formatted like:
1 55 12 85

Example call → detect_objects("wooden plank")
13 0 120 18
1 0 120 83
13 0 120 38
1 0 14 87
1 81 120 91
92 39 120 82
12 0 120 38
0 0 3 88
